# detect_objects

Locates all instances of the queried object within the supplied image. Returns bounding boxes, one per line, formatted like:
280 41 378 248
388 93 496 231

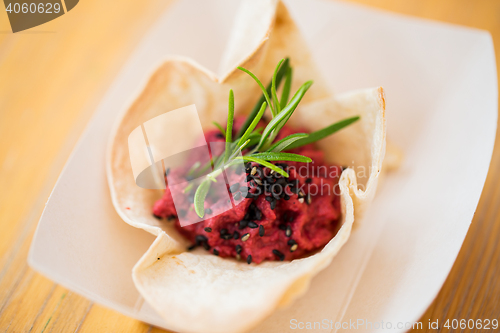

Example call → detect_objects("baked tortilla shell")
106 0 386 332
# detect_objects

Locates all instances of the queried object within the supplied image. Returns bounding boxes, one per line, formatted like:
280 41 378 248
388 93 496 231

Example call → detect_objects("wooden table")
0 0 498 331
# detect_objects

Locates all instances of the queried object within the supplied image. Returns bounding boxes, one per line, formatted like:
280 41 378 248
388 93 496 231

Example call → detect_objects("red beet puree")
153 117 342 264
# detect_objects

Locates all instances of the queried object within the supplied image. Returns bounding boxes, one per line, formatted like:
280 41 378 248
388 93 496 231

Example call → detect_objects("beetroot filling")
152 117 342 264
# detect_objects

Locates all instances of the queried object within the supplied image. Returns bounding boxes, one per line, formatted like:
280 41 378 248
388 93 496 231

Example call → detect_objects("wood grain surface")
0 0 498 332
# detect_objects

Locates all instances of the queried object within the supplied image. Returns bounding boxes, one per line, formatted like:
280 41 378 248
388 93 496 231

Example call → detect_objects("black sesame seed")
285 225 292 237
229 183 240 193
153 214 162 220
222 234 232 240
306 177 312 183
240 186 250 192
233 231 240 239
187 244 197 251
287 215 294 222
265 196 273 202
220 228 228 235
259 225 265 237
195 235 208 244
277 178 288 187
233 192 242 201
270 199 277 210
213 248 219 256
287 239 297 246
204 227 212 233
205 208 213 215
202 242 210 250
247 255 252 264
254 208 262 220
248 221 258 228
278 224 287 230
216 132 224 139
284 194 290 201
236 244 242 254
239 220 248 229
272 249 285 261
266 177 276 184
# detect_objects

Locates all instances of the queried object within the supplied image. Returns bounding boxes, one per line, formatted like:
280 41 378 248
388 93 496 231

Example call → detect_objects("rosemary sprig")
191 58 360 217
267 133 308 152
271 59 285 114
236 102 266 151
212 121 226 137
224 90 235 163
235 58 289 138
256 80 313 151
194 179 211 218
286 116 360 150
250 152 312 163
280 66 292 110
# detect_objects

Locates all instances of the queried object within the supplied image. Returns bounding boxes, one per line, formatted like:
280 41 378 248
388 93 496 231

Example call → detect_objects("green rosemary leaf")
287 116 361 150
280 67 292 110
267 133 308 152
235 58 289 138
250 152 312 163
271 59 285 114
236 156 289 177
237 101 266 148
246 132 262 147
194 179 211 218
238 66 275 117
228 139 251 161
238 139 251 151
224 89 235 162
212 121 226 137
257 80 313 150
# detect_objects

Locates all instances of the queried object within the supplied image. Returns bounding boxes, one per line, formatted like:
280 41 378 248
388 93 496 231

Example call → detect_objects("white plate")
29 0 497 332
